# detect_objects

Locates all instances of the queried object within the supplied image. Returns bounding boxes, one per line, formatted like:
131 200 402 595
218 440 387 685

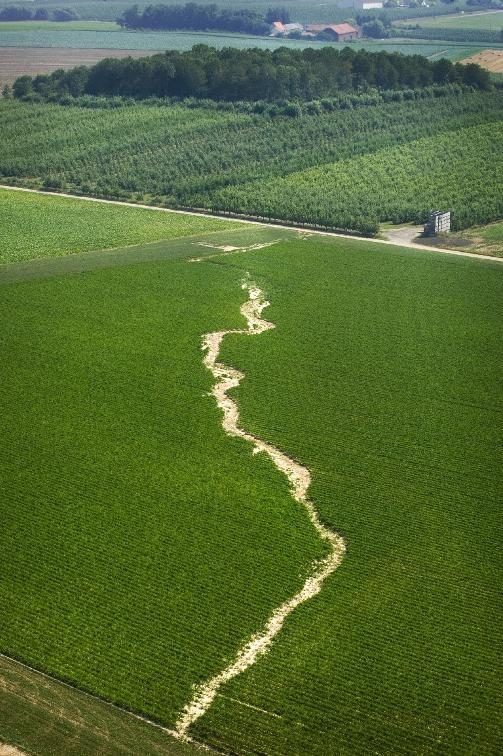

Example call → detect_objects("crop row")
210 121 503 233
1 90 502 230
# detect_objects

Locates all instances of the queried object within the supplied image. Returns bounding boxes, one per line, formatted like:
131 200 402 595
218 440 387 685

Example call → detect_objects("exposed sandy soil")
460 49 503 73
175 279 346 738
382 225 424 246
0 47 161 86
0 745 25 756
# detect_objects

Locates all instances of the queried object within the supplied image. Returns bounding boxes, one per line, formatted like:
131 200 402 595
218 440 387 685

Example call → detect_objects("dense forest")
11 45 491 103
118 3 281 34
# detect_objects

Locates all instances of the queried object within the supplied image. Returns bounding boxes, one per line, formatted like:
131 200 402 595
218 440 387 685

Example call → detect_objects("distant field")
0 188 240 263
461 48 503 72
400 10 503 30
0 0 475 23
0 46 160 86
0 20 119 31
0 25 491 59
1 191 501 753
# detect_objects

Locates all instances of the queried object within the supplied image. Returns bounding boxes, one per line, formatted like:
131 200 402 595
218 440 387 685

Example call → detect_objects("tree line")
118 3 290 35
0 6 79 21
11 45 492 104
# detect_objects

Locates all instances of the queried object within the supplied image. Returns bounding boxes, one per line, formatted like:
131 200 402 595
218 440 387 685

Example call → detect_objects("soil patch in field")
459 49 503 72
0 47 161 87
0 745 26 756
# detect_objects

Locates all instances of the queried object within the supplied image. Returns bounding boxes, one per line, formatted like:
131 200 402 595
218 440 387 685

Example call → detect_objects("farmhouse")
270 21 304 36
306 23 361 41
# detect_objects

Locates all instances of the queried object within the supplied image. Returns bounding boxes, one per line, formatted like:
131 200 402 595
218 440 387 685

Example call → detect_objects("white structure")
270 21 304 36
424 210 451 236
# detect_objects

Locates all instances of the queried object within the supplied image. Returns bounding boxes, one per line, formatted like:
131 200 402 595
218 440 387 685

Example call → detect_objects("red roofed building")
306 23 360 41
270 20 285 35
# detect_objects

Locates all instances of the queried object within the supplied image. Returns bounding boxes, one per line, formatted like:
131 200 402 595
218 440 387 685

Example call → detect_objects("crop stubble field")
0 189 502 753
0 47 161 87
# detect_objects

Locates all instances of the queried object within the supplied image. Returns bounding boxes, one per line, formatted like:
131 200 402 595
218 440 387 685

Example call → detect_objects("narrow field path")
2 185 502 262
174 279 346 739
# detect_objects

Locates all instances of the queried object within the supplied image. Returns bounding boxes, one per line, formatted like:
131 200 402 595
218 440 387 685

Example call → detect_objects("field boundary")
0 653 213 753
2 185 503 263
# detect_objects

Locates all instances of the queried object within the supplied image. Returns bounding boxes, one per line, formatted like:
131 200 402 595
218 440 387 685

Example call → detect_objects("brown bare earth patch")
0 745 26 756
0 47 161 87
459 49 503 73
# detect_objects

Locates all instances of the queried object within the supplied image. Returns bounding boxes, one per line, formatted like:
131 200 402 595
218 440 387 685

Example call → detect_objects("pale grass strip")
174 281 346 738
0 653 211 752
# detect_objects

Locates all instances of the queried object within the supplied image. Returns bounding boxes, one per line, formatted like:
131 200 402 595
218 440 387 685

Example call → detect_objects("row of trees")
12 45 492 103
0 6 79 21
118 3 289 35
2 90 501 227
211 121 503 233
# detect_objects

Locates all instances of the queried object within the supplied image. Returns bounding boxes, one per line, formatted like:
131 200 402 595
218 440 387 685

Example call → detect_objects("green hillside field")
0 187 241 263
0 189 502 754
1 88 502 235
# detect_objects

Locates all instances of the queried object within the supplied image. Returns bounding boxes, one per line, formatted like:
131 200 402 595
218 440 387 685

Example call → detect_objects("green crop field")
0 188 240 263
0 20 119 31
0 189 501 754
0 25 485 56
400 10 503 30
212 121 503 232
192 231 503 755
0 0 476 23
1 89 502 235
